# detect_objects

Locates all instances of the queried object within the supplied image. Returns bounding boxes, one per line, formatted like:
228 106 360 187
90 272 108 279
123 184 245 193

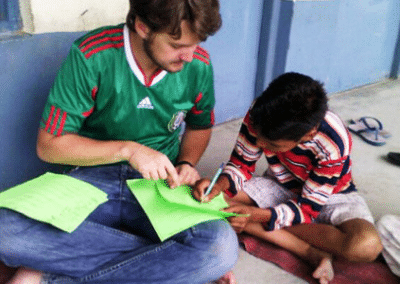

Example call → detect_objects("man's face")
143 20 202 73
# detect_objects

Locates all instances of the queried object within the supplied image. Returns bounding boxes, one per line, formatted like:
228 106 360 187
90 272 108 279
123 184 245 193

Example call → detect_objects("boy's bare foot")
7 267 42 284
308 248 334 284
213 271 236 284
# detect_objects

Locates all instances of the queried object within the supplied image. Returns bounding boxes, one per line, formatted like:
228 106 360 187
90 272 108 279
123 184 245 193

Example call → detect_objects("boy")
194 72 383 283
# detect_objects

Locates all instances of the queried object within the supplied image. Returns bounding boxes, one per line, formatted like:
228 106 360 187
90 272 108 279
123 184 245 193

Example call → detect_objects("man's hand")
168 163 200 188
127 144 180 187
223 204 254 233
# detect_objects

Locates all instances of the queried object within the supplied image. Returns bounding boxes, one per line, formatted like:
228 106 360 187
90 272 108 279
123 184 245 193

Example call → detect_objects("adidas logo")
137 97 154 109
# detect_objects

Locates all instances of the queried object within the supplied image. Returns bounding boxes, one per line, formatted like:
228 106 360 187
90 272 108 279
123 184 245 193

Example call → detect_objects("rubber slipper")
388 152 400 166
349 117 391 138
348 119 386 146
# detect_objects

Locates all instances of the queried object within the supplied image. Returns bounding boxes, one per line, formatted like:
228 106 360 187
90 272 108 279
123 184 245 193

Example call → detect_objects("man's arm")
171 126 212 186
36 128 180 184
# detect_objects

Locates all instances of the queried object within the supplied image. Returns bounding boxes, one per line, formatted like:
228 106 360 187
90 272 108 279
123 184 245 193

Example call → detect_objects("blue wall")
284 0 400 93
0 32 84 190
1 1 400 190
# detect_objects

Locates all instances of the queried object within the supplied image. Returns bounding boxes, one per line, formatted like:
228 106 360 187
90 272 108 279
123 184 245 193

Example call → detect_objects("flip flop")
347 117 386 146
349 117 391 138
388 152 400 166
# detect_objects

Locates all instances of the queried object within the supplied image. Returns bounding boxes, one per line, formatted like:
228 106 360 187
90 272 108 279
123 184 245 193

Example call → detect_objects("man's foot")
308 249 334 284
7 267 42 284
213 271 236 284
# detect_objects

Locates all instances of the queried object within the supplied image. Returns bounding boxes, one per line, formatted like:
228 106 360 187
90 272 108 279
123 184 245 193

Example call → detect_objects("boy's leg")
284 192 382 262
244 222 334 284
228 177 334 283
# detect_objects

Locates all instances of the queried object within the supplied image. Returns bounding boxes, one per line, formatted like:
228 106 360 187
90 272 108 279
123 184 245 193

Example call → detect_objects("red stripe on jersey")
45 105 56 132
82 107 94 118
56 111 67 137
80 35 123 53
79 28 124 48
84 42 124 59
194 92 203 104
195 46 210 59
193 53 209 65
51 108 61 135
190 93 204 115
91 86 98 100
210 109 215 125
147 69 163 87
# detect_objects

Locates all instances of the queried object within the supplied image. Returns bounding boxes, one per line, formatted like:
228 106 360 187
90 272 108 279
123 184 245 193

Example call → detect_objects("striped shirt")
223 110 356 230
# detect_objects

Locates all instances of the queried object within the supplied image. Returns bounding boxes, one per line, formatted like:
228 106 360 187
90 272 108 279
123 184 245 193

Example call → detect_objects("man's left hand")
167 164 200 188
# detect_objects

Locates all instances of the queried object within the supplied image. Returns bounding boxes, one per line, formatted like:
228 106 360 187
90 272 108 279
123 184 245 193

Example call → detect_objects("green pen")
204 162 225 197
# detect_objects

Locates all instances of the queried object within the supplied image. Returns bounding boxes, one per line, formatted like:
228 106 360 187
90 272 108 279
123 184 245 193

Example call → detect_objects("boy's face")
255 127 318 153
255 135 300 153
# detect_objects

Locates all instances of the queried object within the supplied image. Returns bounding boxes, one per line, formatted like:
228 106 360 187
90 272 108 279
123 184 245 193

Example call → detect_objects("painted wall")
0 32 84 190
1 0 400 190
284 0 400 93
19 0 128 34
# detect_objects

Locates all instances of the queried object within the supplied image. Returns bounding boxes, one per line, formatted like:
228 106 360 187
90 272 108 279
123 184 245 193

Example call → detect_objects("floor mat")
0 261 17 284
239 233 400 284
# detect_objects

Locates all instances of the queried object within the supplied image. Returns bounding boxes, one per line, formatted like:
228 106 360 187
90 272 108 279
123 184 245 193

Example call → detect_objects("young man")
0 1 238 283
194 72 383 283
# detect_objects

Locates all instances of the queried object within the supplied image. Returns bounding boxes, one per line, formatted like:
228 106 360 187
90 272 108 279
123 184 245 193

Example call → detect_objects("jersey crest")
168 111 187 132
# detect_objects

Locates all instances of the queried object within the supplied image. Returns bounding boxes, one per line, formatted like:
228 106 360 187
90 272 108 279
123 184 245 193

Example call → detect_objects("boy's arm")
264 156 351 231
222 112 263 196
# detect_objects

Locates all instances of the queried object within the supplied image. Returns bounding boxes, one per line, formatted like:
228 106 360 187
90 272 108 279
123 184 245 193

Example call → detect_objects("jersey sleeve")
184 46 216 129
40 44 97 136
222 111 263 197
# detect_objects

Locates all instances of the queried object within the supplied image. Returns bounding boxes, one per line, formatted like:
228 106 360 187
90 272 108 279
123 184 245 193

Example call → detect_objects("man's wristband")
175 160 194 168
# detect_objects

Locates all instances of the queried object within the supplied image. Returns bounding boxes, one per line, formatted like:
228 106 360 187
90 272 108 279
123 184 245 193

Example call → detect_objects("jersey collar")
124 24 167 87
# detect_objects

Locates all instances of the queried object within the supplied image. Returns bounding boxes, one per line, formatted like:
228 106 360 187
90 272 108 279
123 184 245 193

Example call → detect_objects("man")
0 1 238 283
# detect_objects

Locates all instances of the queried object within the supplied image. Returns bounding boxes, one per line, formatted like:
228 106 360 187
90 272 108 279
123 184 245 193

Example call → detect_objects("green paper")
0 172 108 233
127 179 236 241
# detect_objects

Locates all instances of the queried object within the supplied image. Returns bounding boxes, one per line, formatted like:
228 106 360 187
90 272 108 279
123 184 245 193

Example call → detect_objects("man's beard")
143 38 184 73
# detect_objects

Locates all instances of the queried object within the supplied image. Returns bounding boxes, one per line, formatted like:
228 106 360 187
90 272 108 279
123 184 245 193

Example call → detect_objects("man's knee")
195 220 239 272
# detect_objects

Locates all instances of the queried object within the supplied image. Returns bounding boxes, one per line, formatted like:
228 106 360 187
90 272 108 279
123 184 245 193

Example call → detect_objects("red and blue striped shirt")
223 110 356 230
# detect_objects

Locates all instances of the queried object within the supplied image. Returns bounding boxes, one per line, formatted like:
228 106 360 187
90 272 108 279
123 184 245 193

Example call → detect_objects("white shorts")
377 215 400 277
243 176 374 226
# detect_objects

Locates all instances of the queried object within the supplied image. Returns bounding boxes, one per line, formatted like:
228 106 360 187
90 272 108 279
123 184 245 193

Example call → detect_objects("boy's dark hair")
250 72 328 141
126 0 222 41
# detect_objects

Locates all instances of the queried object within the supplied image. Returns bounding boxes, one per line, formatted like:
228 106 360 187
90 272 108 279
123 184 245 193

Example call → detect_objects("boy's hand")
223 205 254 233
192 178 224 202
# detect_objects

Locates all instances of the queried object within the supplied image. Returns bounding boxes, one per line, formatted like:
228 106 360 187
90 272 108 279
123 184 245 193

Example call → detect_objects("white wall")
20 0 128 34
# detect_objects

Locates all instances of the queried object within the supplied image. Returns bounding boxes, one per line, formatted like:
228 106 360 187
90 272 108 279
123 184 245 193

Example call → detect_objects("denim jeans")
0 164 238 284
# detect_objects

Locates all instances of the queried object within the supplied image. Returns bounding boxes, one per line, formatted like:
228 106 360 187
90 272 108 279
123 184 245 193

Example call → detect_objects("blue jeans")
0 165 238 284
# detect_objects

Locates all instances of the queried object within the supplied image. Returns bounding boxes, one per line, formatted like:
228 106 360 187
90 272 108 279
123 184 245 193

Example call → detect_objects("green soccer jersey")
40 24 216 162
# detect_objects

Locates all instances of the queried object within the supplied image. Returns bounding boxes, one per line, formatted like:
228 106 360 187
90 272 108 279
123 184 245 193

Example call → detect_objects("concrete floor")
197 78 400 283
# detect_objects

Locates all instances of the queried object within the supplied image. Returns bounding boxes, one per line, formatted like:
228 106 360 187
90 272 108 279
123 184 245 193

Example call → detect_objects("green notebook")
0 172 108 233
127 179 236 241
